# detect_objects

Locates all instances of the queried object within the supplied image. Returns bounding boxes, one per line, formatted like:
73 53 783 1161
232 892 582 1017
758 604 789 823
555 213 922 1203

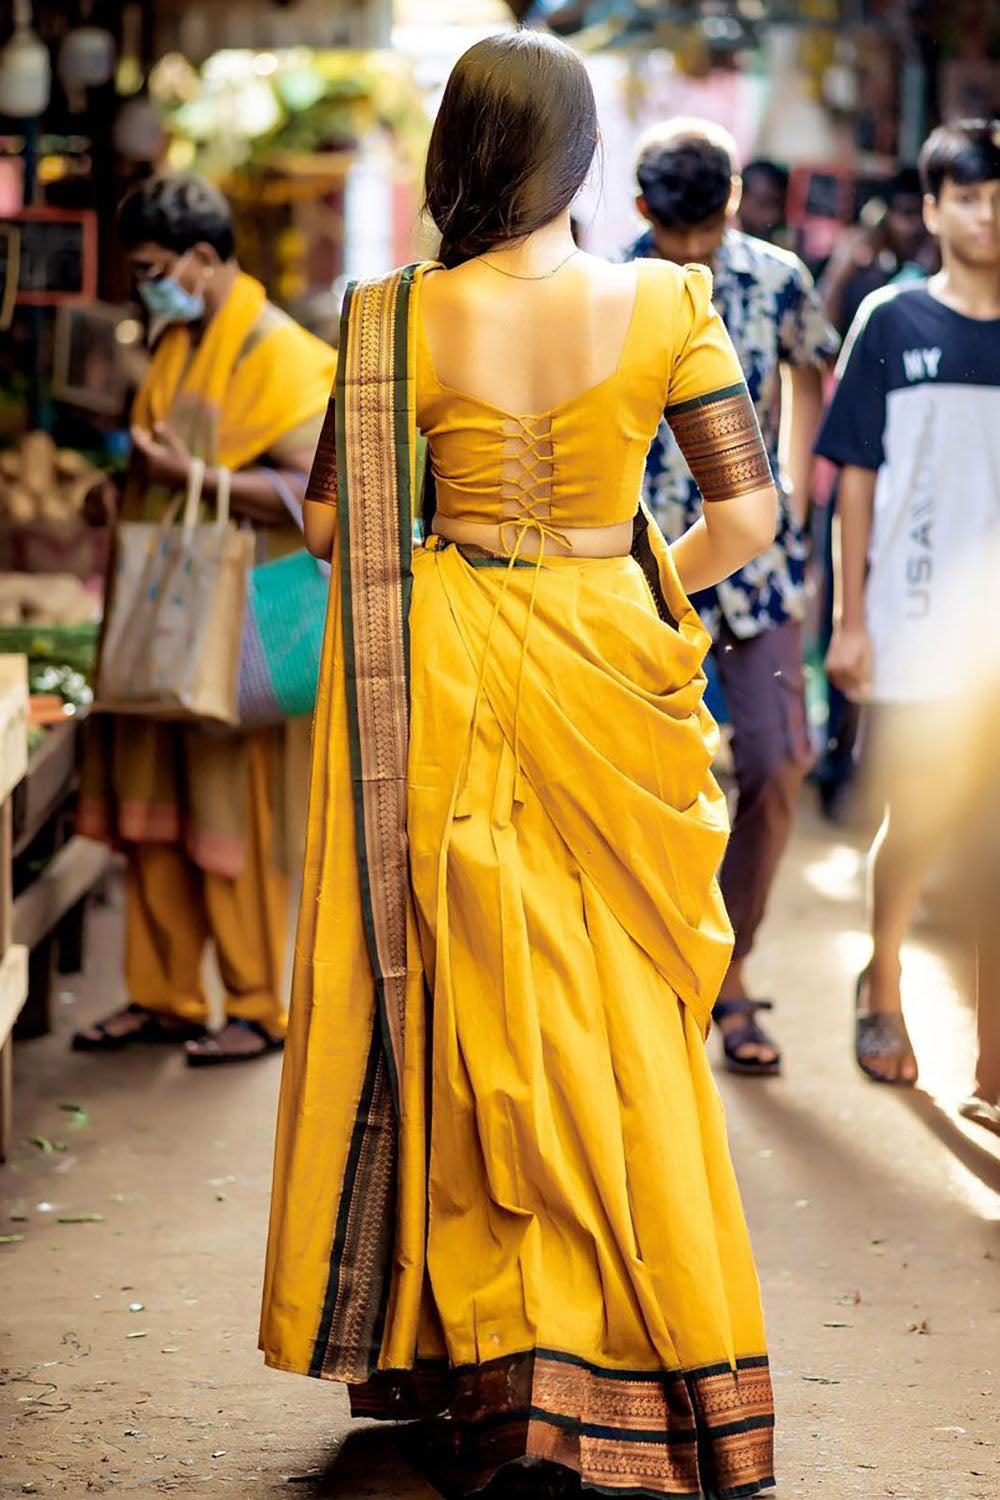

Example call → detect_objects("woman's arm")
670 483 777 595
663 380 778 594
131 422 311 528
304 499 337 560
203 460 308 527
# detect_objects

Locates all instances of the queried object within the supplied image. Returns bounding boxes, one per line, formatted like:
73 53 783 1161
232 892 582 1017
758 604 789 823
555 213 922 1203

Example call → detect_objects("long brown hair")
424 31 597 269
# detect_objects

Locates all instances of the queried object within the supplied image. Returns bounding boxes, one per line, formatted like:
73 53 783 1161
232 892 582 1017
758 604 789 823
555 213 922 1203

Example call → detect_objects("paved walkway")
1 798 998 1498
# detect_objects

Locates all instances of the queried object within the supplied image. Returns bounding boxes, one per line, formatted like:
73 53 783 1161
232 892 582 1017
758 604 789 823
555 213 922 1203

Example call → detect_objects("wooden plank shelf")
0 664 110 1160
13 718 78 858
13 836 112 954
0 655 29 1163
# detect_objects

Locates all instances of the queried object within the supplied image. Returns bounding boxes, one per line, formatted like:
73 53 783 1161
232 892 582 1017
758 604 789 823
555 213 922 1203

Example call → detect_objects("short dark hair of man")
117 174 236 261
636 128 736 230
919 119 1000 201
742 159 789 197
884 165 922 204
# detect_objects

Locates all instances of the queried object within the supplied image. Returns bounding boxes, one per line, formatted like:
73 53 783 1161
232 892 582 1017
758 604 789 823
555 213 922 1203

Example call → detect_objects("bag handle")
181 456 206 538
215 464 232 530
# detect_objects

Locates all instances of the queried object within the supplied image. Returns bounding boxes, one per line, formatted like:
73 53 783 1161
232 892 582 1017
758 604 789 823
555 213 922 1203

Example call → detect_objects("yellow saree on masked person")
80 270 336 877
261 261 776 1499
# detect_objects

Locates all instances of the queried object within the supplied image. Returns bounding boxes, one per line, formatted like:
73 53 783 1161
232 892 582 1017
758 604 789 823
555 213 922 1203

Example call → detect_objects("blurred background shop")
2 0 998 441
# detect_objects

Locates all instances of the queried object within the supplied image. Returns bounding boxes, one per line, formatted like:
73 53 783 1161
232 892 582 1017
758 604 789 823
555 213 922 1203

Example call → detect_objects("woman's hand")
130 421 193 489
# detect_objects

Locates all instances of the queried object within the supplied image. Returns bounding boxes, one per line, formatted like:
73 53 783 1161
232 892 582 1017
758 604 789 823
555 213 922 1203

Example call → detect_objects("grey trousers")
714 618 813 966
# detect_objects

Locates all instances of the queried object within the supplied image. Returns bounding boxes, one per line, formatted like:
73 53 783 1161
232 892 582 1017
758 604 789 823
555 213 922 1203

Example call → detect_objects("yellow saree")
80 272 336 875
261 265 774 1498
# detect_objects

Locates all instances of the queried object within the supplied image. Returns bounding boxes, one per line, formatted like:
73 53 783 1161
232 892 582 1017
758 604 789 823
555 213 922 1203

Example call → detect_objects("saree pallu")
260 265 775 1499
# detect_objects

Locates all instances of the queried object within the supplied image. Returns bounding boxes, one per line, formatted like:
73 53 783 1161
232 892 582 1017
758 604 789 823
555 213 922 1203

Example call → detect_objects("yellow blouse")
415 258 769 536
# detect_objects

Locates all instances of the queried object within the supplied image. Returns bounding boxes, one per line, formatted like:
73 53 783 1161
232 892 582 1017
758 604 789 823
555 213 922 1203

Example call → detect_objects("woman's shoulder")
630 256 714 307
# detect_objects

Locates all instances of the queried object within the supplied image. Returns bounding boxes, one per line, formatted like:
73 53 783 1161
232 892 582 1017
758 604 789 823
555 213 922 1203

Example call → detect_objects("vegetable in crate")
0 432 104 526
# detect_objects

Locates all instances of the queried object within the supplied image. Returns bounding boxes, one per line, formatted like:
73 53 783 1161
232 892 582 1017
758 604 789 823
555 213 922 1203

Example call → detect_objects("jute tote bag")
96 460 255 725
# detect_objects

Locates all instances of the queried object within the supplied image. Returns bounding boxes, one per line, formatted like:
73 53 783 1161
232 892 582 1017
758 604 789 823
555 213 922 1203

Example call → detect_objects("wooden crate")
0 655 28 806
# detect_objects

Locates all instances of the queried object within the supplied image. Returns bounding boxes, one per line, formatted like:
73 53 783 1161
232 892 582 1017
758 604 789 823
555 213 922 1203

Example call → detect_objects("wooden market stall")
0 656 30 1163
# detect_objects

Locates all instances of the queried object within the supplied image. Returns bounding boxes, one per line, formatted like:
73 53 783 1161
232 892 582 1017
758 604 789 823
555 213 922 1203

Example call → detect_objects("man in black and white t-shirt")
817 119 1000 1129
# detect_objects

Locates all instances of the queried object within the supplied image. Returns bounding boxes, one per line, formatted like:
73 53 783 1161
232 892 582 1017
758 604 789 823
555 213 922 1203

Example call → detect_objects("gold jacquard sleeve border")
665 381 773 502
304 394 338 507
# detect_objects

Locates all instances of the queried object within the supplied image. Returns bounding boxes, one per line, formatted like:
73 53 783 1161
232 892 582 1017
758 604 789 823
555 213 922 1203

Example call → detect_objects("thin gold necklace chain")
476 248 580 281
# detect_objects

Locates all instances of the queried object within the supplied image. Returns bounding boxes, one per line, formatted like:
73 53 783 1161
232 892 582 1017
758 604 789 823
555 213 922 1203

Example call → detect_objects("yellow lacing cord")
453 508 570 820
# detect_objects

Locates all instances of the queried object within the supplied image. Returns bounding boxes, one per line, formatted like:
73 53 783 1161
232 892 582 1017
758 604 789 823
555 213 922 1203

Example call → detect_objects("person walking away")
261 32 779 1499
818 120 1000 1102
621 120 839 1076
73 175 336 1065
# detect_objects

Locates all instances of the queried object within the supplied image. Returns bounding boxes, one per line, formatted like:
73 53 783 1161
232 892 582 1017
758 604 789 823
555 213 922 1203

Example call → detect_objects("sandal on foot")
713 998 782 1077
957 1096 1000 1138
72 1003 203 1053
854 973 917 1086
185 1018 284 1068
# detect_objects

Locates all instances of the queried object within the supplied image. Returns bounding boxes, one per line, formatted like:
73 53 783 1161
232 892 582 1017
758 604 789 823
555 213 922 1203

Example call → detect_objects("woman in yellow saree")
262 34 778 1499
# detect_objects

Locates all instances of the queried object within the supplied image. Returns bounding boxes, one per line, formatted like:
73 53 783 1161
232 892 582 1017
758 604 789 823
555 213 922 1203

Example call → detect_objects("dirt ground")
1 798 999 1500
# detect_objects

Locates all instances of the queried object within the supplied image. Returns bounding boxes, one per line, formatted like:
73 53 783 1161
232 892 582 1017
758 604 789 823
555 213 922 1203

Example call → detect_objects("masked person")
73 175 335 1065
620 120 839 1076
818 121 1000 1113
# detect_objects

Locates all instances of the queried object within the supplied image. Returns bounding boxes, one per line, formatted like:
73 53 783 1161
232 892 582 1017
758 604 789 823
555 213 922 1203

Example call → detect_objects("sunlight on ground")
902 944 977 1102
833 926 871 976
802 842 865 903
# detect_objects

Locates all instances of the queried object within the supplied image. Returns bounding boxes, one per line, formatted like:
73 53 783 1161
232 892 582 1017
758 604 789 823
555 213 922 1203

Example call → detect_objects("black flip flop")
854 972 917 1086
72 1002 204 1053
185 1017 285 1068
713 998 782 1077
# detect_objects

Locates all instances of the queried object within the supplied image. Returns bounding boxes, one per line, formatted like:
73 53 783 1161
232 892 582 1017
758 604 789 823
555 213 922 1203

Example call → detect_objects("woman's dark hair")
636 130 735 230
117 174 236 260
919 120 1000 201
424 31 598 268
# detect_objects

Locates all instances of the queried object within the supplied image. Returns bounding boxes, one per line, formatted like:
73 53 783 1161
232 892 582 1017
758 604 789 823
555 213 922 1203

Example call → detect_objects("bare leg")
862 781 956 1082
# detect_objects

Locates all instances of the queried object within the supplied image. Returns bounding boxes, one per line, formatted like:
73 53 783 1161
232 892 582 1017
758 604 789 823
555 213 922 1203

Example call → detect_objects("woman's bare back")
419 254 642 418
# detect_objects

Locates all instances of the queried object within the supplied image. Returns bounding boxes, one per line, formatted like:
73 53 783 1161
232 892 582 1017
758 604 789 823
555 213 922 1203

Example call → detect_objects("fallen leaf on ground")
56 1214 105 1224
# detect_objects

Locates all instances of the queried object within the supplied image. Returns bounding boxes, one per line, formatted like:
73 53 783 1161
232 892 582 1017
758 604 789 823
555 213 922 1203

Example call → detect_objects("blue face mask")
138 269 205 324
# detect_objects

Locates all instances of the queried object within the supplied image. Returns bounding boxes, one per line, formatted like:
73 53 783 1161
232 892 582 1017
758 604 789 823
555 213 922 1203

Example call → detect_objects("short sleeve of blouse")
662 264 773 502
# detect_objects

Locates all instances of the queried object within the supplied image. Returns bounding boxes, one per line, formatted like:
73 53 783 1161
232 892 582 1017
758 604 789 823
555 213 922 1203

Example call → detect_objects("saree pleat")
260 267 775 1498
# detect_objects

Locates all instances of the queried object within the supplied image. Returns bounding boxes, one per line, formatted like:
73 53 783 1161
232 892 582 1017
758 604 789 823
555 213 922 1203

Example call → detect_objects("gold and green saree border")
307 261 435 1382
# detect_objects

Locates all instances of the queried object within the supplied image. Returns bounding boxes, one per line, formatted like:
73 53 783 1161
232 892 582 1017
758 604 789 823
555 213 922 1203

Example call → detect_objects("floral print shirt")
621 228 839 640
